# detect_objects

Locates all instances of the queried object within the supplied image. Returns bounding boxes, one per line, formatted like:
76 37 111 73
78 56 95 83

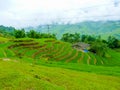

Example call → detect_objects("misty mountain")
25 21 120 39
0 25 15 35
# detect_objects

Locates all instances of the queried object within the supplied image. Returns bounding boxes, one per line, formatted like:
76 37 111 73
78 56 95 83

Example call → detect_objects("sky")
0 0 120 28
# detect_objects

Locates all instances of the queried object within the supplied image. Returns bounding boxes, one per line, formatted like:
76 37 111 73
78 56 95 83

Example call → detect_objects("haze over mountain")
25 21 120 39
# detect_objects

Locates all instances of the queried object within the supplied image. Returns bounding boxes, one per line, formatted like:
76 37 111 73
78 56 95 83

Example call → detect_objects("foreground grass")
0 60 120 90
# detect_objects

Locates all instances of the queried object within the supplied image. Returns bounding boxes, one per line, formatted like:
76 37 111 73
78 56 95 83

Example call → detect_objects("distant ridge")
24 21 120 39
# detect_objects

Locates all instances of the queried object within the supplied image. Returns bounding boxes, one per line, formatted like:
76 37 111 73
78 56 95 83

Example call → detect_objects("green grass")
0 60 120 90
36 61 120 77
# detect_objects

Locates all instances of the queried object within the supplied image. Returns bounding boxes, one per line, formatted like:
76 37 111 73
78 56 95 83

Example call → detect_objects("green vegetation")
61 33 80 43
0 26 120 90
14 29 56 39
0 61 120 90
5 38 119 66
14 29 26 38
61 33 120 58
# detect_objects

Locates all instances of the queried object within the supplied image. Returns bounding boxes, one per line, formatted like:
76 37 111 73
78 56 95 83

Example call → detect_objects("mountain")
24 21 120 39
0 25 15 35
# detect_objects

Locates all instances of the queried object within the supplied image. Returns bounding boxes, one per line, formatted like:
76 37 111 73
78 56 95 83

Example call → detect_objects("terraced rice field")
4 38 120 66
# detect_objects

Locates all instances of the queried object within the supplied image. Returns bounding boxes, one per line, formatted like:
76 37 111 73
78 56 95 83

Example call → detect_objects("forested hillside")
25 21 120 39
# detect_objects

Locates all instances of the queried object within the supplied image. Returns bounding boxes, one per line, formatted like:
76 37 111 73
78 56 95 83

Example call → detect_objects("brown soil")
23 44 47 49
66 51 79 63
32 47 51 58
56 50 73 61
8 43 46 49
13 40 34 42
53 42 61 44
19 42 39 46
53 46 65 56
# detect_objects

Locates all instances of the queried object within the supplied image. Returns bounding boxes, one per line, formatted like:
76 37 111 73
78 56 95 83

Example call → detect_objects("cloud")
0 0 120 27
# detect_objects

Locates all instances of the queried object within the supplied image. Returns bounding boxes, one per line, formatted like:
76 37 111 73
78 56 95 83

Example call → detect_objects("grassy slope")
0 38 120 89
9 38 120 66
0 38 120 67
1 38 120 66
37 61 120 77
0 60 120 90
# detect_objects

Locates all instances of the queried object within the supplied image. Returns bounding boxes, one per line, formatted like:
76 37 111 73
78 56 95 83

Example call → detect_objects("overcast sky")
0 0 120 28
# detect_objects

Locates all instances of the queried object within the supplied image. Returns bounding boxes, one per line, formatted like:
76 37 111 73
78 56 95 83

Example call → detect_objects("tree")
107 36 120 48
81 35 96 43
27 30 37 38
90 41 108 57
14 29 26 38
74 33 81 42
26 30 56 39
61 33 80 43
81 35 87 42
61 33 69 42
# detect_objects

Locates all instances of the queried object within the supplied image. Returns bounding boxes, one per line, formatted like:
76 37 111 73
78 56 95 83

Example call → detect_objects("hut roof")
72 42 90 50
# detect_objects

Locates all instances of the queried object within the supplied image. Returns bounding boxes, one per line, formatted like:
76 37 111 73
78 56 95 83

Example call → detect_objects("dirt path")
3 58 10 61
